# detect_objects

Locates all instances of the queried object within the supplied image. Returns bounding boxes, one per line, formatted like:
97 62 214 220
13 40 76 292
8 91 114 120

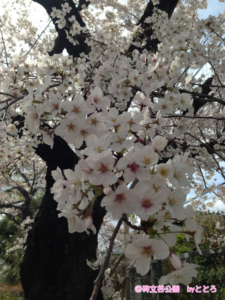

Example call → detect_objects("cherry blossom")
133 182 166 220
87 86 111 110
81 134 112 156
116 150 151 183
54 119 80 144
63 166 85 203
45 92 62 117
124 235 169 276
101 183 137 219
58 208 88 234
136 145 159 167
63 94 91 122
159 263 198 285
152 135 168 152
86 151 117 186
166 189 187 220
111 125 133 152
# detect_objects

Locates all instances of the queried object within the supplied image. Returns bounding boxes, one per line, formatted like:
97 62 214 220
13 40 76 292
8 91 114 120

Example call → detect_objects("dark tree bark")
20 1 104 298
125 0 180 112
32 0 90 57
21 136 106 300
128 0 179 53
20 1 182 300
193 76 213 115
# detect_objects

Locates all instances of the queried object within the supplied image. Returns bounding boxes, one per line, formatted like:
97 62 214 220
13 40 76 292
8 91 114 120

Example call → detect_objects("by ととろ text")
135 285 217 293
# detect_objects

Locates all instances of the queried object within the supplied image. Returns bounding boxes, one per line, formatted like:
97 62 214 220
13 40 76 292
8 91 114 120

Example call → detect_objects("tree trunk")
21 136 105 300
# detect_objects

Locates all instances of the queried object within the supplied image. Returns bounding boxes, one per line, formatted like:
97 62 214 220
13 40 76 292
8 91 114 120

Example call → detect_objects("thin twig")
179 89 225 106
23 20 52 57
0 95 25 112
0 27 9 67
90 215 125 300
191 83 225 88
123 218 146 231
0 92 17 100
208 61 224 88
109 253 125 278
165 115 225 120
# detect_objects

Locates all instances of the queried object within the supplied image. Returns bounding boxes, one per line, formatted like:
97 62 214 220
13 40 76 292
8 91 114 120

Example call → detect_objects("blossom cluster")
6 217 34 253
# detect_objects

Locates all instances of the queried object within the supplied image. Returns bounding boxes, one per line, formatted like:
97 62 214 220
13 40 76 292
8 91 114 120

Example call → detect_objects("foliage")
0 294 24 300
0 283 24 300
0 191 42 284
0 157 45 284
171 233 195 254
1 251 23 285
162 211 225 299
0 218 23 284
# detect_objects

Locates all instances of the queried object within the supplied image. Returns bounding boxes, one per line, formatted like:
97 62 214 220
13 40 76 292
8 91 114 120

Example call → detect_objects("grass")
0 293 24 300
0 284 24 300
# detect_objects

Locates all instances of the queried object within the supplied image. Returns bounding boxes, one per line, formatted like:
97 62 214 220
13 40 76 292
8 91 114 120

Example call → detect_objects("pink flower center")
73 106 80 113
142 199 152 209
93 97 100 104
66 123 75 131
129 162 139 173
91 118 98 125
80 130 88 137
139 103 146 110
142 246 152 257
53 103 59 110
128 118 135 126
115 193 125 203
32 113 39 120
99 163 108 173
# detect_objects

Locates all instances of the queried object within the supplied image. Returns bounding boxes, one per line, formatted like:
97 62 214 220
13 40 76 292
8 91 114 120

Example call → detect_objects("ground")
0 283 24 299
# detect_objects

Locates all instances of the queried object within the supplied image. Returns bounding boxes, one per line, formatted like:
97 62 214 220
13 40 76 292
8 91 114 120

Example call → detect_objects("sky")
187 171 225 213
198 1 225 19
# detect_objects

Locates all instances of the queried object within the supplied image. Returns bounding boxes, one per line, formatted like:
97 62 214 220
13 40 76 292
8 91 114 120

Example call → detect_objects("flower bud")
103 187 112 195
85 216 93 229
82 167 91 174
170 253 182 270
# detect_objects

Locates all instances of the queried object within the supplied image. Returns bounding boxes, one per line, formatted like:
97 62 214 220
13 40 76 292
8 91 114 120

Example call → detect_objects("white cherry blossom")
101 183 137 219
87 87 111 110
152 135 168 152
58 209 88 234
63 94 90 122
81 134 112 156
124 235 169 275
159 263 198 286
86 151 117 186
116 151 151 183
133 182 166 221
111 125 133 152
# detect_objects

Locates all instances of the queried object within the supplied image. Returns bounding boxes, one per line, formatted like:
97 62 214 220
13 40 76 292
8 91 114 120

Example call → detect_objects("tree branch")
180 89 225 106
0 203 23 211
109 254 125 278
128 0 179 53
90 215 125 300
0 212 20 225
32 0 90 57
